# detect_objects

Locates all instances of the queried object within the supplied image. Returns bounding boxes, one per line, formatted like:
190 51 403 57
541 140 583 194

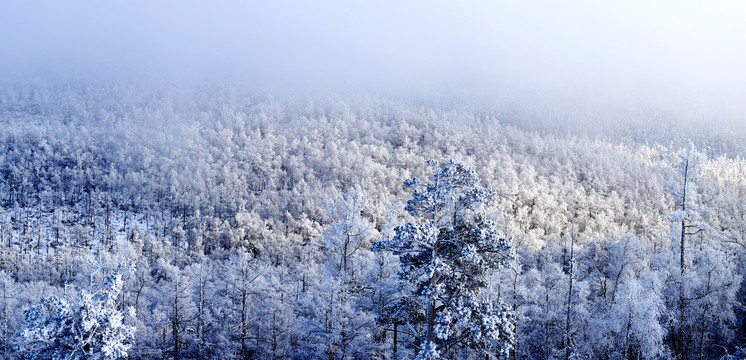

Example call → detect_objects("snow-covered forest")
3 0 746 358
2 82 746 359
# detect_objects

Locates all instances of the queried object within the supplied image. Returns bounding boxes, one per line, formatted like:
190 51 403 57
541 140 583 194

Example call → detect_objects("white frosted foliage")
20 266 136 360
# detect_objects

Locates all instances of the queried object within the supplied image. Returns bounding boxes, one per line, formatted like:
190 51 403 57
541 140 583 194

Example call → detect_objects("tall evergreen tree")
373 159 515 360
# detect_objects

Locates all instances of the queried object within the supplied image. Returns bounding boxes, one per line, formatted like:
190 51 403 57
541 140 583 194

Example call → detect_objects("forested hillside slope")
2 82 746 359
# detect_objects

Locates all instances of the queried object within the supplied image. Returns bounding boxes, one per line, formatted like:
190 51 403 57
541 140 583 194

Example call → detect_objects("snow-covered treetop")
403 159 495 227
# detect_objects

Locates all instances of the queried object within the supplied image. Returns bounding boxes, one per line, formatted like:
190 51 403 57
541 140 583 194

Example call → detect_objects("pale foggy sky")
1 1 745 123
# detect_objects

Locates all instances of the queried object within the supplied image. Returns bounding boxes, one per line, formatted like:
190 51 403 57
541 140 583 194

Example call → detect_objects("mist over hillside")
3 1 746 359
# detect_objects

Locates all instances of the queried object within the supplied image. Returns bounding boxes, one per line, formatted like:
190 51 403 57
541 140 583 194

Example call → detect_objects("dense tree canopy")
1 82 746 359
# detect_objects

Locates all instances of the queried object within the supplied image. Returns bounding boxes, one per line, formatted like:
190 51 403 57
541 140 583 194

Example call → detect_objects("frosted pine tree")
373 159 515 360
19 265 136 360
667 144 709 276
322 186 377 276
